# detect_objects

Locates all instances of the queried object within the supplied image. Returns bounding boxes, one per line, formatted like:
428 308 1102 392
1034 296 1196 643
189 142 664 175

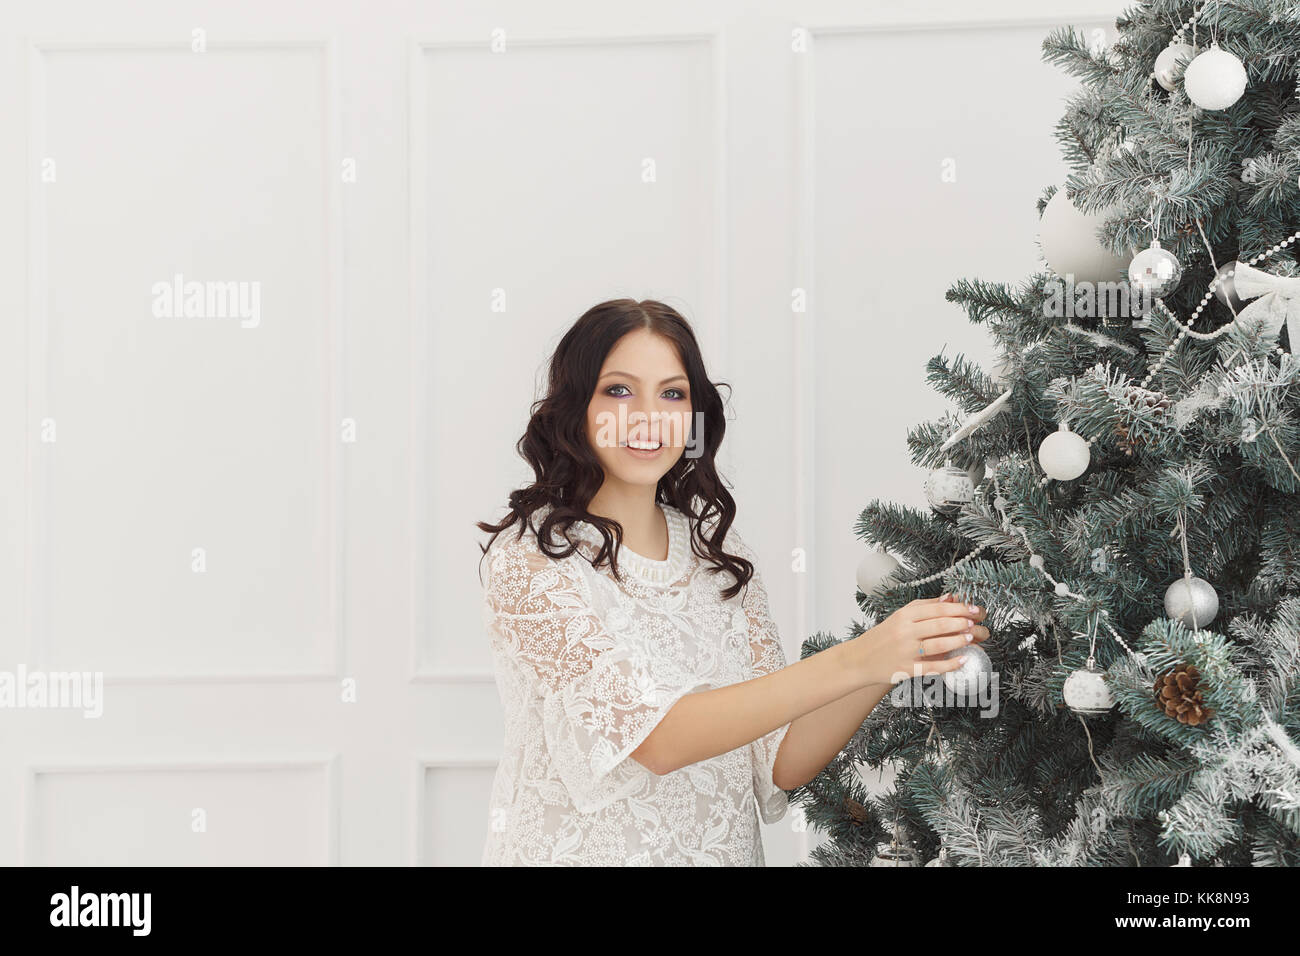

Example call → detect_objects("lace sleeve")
733 532 792 824
483 531 714 814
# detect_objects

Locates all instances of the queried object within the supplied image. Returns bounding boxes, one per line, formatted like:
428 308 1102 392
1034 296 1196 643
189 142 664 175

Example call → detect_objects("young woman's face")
586 328 692 490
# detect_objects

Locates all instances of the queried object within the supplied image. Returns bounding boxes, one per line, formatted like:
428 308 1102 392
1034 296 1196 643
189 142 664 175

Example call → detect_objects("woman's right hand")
850 594 989 687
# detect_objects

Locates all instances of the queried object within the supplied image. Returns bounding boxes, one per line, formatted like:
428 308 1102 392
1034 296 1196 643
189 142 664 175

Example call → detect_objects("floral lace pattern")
480 502 791 866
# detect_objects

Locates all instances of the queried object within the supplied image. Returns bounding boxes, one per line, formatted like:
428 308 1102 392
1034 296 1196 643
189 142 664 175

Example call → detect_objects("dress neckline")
541 502 692 586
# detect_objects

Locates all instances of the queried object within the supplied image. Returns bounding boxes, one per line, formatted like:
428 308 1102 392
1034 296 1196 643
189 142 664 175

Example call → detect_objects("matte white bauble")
1039 188 1131 285
1153 42 1194 91
1063 659 1115 715
1037 423 1091 481
1183 44 1247 110
856 548 901 600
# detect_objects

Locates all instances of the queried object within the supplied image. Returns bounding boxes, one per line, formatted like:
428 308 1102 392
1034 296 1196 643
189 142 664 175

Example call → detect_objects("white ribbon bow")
1231 260 1300 350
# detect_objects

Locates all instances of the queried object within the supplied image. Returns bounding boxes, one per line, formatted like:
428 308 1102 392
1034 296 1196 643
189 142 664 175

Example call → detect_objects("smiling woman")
474 299 986 866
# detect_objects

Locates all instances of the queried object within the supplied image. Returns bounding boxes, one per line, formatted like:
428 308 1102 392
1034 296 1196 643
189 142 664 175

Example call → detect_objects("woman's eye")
603 384 687 400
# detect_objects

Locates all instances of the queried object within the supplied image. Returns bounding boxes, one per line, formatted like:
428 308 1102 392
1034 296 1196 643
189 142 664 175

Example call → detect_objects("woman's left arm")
743 570 988 791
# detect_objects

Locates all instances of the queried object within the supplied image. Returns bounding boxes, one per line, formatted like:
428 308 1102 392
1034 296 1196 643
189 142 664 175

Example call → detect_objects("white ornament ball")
1128 239 1183 299
856 548 902 600
1153 42 1195 92
1183 44 1247 110
1038 423 1091 481
1063 660 1115 715
870 841 920 867
923 462 975 515
1213 260 1245 312
925 849 951 867
1039 188 1131 285
1164 575 1219 629
942 643 993 697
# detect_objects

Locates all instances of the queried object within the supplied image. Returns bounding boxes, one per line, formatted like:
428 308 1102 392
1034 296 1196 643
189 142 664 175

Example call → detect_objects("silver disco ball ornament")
923 461 975 515
1212 260 1246 312
1153 42 1194 91
942 644 993 697
1164 575 1219 630
1063 657 1115 716
1128 239 1183 299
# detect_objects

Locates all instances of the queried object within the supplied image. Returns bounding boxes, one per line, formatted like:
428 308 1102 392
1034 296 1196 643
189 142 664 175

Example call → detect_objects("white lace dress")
480 502 791 866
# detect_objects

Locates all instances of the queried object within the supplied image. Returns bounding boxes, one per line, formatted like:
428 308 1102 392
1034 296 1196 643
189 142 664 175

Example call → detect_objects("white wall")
0 0 1119 866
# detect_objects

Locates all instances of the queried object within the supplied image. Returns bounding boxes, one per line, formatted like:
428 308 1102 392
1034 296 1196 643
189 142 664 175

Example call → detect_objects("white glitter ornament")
1153 42 1194 92
1037 422 1091 481
1183 44 1247 110
1063 657 1114 715
856 548 901 600
942 643 993 696
1212 260 1245 312
1039 188 1131 285
1128 239 1183 299
870 839 920 867
925 848 951 867
923 461 975 515
1164 575 1219 629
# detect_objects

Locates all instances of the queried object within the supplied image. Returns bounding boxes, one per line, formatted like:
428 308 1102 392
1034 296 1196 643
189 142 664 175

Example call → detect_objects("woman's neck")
586 484 668 561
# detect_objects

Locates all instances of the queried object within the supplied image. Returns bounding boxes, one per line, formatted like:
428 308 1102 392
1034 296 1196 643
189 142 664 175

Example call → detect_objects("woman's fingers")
917 632 975 658
918 616 983 638
911 600 985 623
920 655 968 676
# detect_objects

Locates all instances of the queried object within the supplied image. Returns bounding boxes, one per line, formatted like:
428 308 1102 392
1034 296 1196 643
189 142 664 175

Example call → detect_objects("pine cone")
844 797 869 826
1114 421 1138 455
1154 663 1214 726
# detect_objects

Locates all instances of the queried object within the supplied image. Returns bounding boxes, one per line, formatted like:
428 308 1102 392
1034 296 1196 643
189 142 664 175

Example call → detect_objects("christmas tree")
793 1 1300 867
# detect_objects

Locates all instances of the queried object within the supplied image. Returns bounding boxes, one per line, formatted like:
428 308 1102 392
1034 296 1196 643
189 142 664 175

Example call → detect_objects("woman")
476 298 989 866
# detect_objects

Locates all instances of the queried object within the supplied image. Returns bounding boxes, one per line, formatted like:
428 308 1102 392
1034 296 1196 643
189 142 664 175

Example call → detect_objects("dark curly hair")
476 298 753 599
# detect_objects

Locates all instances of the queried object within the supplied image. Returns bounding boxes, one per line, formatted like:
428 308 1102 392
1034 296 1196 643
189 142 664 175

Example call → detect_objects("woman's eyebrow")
599 371 689 385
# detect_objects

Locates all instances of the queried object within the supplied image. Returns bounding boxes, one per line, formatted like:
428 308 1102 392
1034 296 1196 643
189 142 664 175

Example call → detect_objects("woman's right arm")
632 599 976 777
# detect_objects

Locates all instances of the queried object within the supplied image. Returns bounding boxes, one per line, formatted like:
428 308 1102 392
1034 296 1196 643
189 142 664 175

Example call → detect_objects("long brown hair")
476 299 753 599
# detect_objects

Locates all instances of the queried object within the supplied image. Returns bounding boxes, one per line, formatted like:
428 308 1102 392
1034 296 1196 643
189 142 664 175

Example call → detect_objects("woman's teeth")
627 439 661 450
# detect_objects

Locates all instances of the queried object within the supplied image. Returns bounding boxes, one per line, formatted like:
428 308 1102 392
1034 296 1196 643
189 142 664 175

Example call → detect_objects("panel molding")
408 30 728 683
24 38 346 683
413 754 499 866
20 753 341 865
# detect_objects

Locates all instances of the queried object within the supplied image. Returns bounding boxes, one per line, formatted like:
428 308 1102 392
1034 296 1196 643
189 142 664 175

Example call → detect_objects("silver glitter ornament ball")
1213 260 1245 312
942 643 993 696
1128 239 1183 299
923 462 975 515
1063 659 1114 715
1164 575 1219 629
